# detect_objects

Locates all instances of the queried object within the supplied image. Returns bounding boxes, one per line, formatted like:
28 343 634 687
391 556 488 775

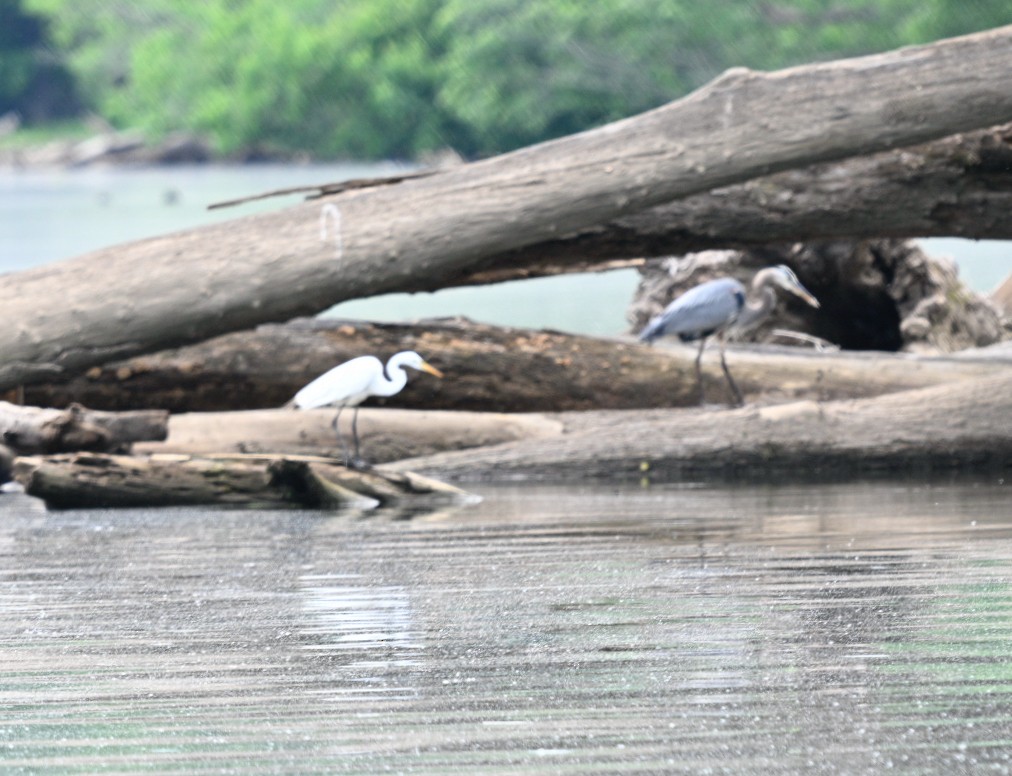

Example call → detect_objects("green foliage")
437 0 697 154
0 0 82 121
24 0 174 109
0 0 47 113
20 0 1012 159
907 0 1012 40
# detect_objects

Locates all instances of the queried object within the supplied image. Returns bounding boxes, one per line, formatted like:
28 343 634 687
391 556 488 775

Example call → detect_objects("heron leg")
717 333 744 407
694 337 707 405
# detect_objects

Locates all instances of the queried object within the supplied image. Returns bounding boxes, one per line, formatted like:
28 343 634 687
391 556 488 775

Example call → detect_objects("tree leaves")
21 0 1012 158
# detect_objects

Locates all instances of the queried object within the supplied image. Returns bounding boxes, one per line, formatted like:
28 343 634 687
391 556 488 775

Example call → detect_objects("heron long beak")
787 282 820 309
419 361 444 378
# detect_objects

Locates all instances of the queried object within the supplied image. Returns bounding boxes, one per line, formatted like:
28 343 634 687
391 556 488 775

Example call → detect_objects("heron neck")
737 285 776 330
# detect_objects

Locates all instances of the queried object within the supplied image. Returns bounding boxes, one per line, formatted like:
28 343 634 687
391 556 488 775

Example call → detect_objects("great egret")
638 264 820 406
292 350 443 467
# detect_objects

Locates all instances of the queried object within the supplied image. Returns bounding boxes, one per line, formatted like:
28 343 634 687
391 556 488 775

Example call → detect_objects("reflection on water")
0 479 1009 773
301 578 422 659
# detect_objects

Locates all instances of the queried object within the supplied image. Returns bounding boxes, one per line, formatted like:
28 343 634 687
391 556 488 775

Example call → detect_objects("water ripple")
0 479 1009 773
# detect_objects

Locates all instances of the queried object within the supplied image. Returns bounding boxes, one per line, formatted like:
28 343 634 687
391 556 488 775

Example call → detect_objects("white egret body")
293 350 443 466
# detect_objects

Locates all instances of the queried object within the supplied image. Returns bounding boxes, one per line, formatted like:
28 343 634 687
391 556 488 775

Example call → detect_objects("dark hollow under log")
627 239 1007 353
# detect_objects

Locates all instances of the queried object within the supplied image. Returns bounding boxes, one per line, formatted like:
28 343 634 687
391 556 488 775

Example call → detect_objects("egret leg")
693 337 708 406
331 407 351 465
351 407 361 460
348 406 371 470
717 334 744 407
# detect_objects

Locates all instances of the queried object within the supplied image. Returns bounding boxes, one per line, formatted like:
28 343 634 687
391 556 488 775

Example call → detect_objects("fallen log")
12 452 472 510
0 401 168 454
464 123 1012 284
131 408 563 462
389 372 1012 482
3 28 1012 392
22 318 1011 413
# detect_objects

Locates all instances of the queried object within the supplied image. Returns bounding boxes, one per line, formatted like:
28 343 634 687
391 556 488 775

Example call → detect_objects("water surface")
1 479 1009 773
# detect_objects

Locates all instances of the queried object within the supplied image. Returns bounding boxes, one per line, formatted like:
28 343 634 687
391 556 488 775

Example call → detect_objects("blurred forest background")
2 0 1010 161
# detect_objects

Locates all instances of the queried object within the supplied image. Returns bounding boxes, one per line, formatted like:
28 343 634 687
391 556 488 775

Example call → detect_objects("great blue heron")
292 350 443 468
638 265 820 406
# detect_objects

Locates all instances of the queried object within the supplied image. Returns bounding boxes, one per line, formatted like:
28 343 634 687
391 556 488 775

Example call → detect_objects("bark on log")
22 318 1011 413
465 123 1012 284
131 408 563 463
2 28 1012 392
12 452 471 510
388 373 1012 482
0 401 168 455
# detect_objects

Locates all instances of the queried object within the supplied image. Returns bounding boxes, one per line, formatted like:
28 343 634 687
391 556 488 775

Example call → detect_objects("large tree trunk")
19 318 1010 414
466 123 1012 285
388 374 1012 482
2 28 1012 392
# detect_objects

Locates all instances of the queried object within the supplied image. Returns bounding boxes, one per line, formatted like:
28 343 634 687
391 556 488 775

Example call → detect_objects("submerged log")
2 28 1012 392
0 401 168 455
390 372 1012 482
12 452 471 510
23 318 1012 413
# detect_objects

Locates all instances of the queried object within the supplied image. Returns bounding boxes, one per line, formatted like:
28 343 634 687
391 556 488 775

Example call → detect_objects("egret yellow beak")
420 361 444 378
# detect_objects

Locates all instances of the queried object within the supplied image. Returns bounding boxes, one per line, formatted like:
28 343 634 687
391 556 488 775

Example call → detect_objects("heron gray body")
638 277 747 344
637 265 820 406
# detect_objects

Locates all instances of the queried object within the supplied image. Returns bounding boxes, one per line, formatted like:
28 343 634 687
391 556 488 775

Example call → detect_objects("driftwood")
21 318 1011 413
388 373 1012 482
132 408 563 463
466 123 1012 284
2 28 1012 392
0 401 167 454
12 452 472 510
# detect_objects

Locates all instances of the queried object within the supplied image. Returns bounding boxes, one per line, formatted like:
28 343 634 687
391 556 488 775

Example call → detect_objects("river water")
2 165 1011 772
0 479 1010 773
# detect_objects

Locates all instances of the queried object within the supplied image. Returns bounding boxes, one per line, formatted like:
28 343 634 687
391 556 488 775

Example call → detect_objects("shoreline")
0 127 388 171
